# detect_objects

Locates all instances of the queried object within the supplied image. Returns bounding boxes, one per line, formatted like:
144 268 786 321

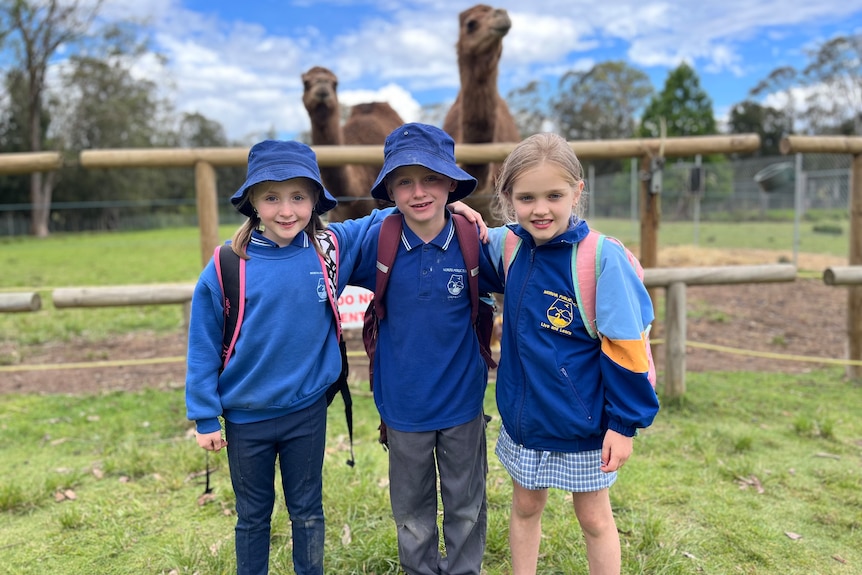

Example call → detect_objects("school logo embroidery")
447 274 465 296
547 298 573 327
316 277 327 301
540 289 574 335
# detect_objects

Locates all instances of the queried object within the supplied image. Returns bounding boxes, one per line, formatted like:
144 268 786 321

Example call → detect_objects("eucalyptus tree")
0 0 113 236
749 33 862 135
552 60 654 176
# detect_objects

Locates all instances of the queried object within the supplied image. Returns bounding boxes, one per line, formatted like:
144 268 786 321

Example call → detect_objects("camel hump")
351 102 394 116
344 102 404 146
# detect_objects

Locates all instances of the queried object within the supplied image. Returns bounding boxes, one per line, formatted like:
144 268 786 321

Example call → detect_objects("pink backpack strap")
574 230 601 339
578 231 657 388
502 230 521 277
214 244 246 372
315 230 341 341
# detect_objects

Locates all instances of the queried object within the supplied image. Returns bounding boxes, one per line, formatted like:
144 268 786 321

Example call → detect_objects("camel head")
456 4 511 63
301 66 339 116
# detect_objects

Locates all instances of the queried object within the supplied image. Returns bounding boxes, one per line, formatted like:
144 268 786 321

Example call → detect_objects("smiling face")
511 162 582 246
386 165 456 240
251 178 317 247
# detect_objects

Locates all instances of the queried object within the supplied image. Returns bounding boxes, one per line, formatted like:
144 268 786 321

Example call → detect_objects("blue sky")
105 0 862 143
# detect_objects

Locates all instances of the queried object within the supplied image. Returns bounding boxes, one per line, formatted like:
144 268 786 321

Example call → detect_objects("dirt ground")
0 247 854 395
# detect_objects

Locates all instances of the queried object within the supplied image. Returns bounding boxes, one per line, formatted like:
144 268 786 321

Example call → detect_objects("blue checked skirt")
495 425 617 492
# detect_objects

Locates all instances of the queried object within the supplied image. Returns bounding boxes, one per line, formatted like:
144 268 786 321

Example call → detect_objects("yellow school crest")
546 298 573 328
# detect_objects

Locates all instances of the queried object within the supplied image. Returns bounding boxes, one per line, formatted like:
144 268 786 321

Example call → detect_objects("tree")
750 34 862 135
175 112 229 149
506 79 552 138
639 63 717 139
552 60 654 175
553 61 653 142
48 53 176 230
0 0 112 236
0 68 47 205
727 100 791 156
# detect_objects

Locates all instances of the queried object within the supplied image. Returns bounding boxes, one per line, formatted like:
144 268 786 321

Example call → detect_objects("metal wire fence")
0 154 852 235
585 153 851 223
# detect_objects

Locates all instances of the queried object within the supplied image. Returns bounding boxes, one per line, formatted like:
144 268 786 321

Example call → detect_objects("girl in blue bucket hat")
185 139 486 575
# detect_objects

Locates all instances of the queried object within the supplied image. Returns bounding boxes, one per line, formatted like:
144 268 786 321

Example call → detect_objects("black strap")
215 245 243 372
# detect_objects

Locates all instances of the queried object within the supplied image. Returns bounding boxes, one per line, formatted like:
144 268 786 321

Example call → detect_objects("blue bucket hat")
231 140 337 217
370 123 477 203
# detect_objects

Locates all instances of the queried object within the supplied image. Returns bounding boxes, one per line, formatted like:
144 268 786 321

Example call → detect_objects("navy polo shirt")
363 215 488 433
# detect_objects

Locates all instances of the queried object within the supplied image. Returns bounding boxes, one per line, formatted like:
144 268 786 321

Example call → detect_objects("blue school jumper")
350 213 488 432
185 209 390 434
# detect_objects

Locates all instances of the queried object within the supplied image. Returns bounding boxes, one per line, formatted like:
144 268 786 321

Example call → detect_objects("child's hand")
600 429 633 473
196 430 228 452
449 201 489 242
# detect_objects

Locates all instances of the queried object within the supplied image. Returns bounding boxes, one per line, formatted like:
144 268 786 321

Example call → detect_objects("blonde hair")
229 181 325 259
493 132 587 224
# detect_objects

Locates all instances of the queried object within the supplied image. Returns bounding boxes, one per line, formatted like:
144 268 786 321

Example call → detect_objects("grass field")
0 220 859 574
1 369 860 574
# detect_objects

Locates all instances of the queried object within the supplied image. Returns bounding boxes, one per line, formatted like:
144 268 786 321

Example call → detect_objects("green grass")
0 222 858 572
0 225 239 345
1 370 860 574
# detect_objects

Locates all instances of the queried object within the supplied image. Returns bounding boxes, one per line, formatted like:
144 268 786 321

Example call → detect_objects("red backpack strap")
451 214 479 325
372 214 403 320
214 245 246 372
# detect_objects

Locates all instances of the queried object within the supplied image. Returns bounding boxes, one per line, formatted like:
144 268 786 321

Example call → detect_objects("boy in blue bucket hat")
351 123 499 575
185 139 486 575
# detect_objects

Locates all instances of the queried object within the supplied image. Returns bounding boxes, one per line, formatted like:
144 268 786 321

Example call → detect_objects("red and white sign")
338 285 373 329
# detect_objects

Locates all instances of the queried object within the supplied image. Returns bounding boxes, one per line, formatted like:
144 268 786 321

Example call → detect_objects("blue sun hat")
231 140 337 217
370 123 477 203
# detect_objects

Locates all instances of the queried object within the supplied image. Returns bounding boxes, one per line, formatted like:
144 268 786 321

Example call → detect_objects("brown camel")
443 4 521 224
301 66 403 222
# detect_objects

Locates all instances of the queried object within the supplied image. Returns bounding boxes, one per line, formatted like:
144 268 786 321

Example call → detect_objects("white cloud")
95 0 862 141
339 84 422 124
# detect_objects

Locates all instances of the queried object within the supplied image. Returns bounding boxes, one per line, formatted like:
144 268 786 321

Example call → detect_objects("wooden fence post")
849 154 862 379
195 160 220 268
663 282 686 398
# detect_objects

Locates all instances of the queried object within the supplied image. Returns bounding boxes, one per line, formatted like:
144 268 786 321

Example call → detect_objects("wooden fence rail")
0 263 797 398
823 266 862 286
0 292 42 312
643 264 797 398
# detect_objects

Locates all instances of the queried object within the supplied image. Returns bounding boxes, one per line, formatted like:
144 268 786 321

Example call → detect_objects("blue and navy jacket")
485 219 659 453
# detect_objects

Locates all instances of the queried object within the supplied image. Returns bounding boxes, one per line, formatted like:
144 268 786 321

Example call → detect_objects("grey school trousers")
386 413 488 575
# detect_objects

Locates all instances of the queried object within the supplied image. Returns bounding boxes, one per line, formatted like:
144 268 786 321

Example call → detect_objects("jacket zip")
512 246 535 445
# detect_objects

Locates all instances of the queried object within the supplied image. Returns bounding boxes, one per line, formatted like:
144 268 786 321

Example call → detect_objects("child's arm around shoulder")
325 207 395 247
448 201 488 242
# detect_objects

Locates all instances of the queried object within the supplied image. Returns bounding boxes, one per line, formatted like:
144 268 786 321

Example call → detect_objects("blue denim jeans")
224 395 327 575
